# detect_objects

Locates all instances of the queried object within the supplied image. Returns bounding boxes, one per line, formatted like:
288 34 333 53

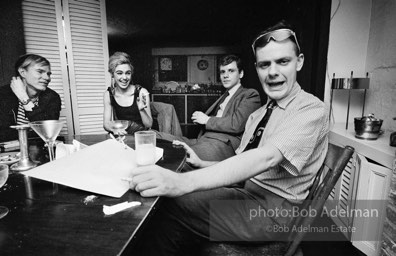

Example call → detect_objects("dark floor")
300 216 365 256
302 241 364 256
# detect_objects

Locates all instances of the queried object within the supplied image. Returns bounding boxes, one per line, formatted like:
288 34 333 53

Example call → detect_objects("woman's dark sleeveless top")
107 86 146 133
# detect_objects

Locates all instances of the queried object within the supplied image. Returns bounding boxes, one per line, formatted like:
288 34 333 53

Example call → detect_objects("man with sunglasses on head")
132 20 329 255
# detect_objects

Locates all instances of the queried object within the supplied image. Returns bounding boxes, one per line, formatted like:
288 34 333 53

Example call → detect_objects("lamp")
329 72 370 130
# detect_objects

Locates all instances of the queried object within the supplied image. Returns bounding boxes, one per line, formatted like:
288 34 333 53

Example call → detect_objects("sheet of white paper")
23 139 163 198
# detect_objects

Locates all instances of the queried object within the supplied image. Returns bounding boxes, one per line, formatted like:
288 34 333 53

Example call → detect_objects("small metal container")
354 114 383 140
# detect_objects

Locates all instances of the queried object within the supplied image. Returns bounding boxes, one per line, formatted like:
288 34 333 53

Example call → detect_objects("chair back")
150 102 183 136
284 143 354 256
199 143 354 256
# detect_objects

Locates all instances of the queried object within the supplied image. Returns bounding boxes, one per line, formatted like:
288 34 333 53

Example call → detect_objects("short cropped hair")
218 54 243 73
108 52 134 74
252 20 301 55
15 54 50 76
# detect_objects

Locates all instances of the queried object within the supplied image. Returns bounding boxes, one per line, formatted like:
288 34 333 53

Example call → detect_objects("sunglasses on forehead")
251 28 301 54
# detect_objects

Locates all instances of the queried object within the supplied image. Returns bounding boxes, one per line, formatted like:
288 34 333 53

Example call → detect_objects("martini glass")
109 120 131 143
0 164 9 219
29 120 65 161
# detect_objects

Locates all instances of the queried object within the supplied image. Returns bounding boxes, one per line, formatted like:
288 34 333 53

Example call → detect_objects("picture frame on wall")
158 56 187 81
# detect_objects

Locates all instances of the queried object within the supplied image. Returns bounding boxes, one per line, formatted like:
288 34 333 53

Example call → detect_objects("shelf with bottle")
152 82 224 95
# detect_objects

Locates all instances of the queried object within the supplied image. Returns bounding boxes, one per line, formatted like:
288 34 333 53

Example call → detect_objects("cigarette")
121 177 133 182
109 133 116 140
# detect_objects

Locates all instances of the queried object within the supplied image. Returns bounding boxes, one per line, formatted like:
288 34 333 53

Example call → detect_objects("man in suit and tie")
156 54 261 161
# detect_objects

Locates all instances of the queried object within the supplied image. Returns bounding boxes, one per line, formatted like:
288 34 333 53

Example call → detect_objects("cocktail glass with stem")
109 120 131 143
29 120 64 161
0 164 9 219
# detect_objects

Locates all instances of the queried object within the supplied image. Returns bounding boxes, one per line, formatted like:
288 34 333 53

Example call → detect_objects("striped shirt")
16 98 39 125
236 83 329 202
16 101 29 125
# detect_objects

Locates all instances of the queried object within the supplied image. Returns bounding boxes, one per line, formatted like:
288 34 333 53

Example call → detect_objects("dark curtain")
0 0 25 86
298 0 332 101
311 1 332 100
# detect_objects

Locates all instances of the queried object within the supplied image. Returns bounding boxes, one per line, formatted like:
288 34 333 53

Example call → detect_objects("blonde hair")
15 54 50 76
108 52 134 74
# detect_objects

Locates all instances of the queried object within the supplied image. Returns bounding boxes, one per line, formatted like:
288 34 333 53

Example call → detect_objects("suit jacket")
198 86 261 150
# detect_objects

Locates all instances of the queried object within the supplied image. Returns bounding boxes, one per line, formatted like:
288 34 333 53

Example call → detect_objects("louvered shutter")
22 0 110 135
21 0 74 135
326 152 357 239
63 0 110 134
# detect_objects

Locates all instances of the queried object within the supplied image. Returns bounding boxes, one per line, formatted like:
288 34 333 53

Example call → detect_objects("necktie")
243 100 277 152
211 91 229 116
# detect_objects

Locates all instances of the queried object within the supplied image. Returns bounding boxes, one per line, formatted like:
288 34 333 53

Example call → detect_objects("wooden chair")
199 143 355 256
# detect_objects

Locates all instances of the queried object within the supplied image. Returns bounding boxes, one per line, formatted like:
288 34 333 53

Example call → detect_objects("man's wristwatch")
20 98 31 105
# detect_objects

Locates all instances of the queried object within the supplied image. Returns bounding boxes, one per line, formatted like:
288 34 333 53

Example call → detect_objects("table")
0 135 186 256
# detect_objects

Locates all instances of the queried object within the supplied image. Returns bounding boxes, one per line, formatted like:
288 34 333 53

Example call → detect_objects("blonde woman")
103 52 152 135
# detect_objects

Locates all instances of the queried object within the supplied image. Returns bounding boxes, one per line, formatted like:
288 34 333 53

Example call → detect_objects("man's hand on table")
130 140 217 197
131 165 192 197
172 140 203 168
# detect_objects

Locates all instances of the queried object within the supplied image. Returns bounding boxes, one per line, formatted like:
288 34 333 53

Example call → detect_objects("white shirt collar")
215 83 242 117
227 83 241 97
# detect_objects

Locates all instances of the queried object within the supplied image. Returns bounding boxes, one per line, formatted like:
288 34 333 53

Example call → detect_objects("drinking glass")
29 120 64 161
135 130 156 166
109 120 131 143
0 164 9 219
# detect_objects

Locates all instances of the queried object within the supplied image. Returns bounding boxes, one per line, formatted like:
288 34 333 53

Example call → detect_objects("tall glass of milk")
135 131 156 166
